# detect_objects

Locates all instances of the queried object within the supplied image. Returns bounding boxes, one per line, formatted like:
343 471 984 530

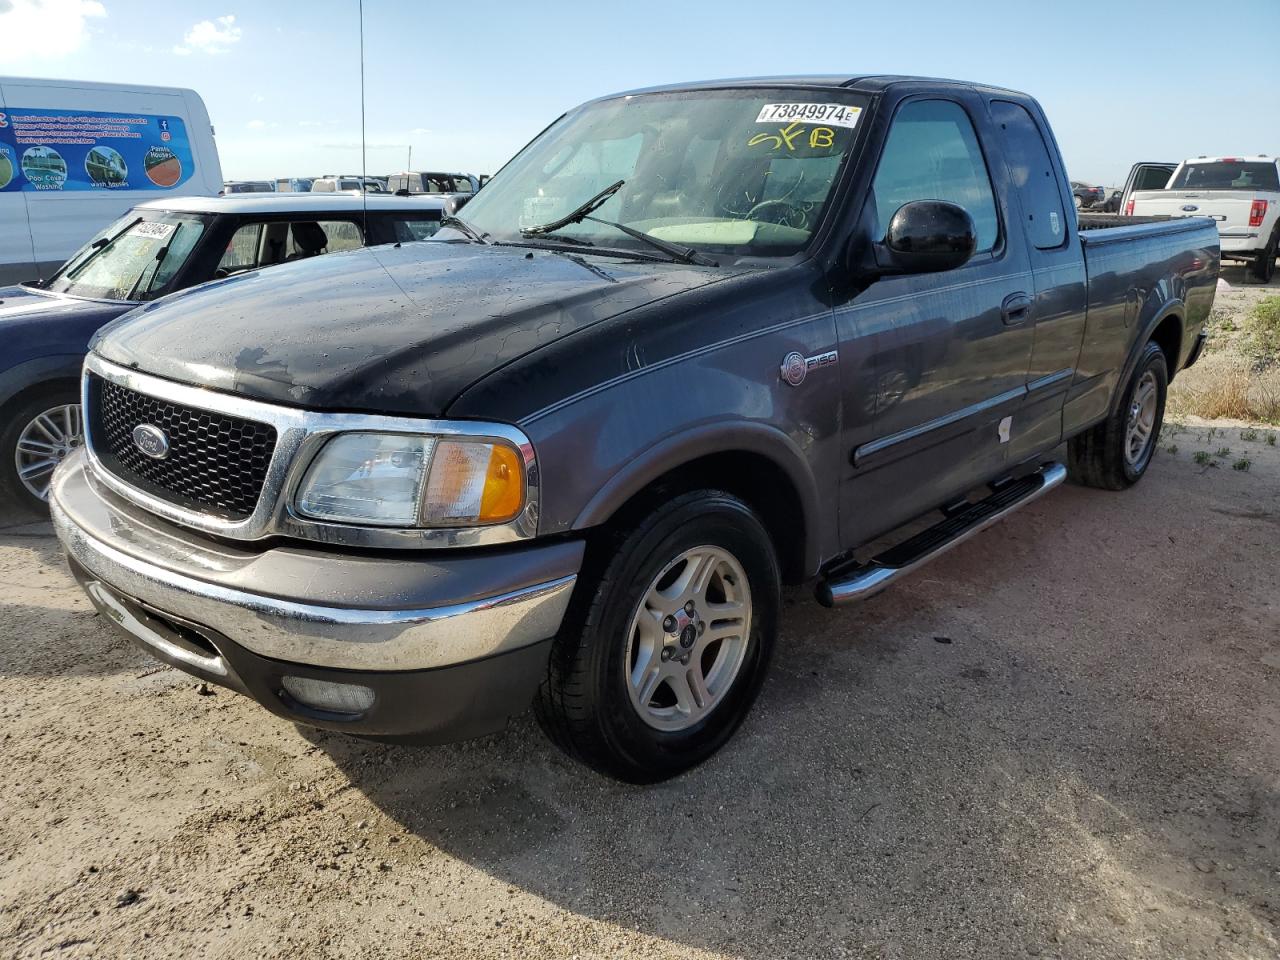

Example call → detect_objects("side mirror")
879 200 976 274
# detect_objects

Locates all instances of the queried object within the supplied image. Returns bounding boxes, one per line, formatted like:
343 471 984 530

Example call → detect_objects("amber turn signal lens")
421 440 526 525
478 443 524 522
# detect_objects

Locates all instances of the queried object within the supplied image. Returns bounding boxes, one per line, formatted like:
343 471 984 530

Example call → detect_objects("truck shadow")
304 598 1279 953
302 463 1280 955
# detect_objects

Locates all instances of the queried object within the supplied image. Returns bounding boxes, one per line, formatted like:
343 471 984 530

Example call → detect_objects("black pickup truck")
51 76 1218 783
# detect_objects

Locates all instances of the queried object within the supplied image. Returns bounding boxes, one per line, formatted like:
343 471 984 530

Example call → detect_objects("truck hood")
93 242 728 416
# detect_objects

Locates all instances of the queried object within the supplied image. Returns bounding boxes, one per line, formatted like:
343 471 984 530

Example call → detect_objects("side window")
452 178 473 194
989 100 1067 250
391 218 442 242
219 223 264 272
871 99 1000 254
1135 166 1173 191
286 220 364 258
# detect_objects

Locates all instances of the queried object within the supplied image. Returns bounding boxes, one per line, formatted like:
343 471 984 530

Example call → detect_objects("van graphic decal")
0 107 194 192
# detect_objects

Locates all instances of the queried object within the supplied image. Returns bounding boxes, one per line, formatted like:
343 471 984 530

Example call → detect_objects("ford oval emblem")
132 423 170 460
780 351 807 387
1181 204 1199 212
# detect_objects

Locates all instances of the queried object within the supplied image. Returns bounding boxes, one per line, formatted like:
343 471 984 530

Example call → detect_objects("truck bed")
1076 213 1170 231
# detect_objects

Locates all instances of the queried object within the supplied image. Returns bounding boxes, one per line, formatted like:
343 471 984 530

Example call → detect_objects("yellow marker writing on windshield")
748 121 806 151
809 127 834 149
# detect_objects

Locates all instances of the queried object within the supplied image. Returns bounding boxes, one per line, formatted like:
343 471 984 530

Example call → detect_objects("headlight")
294 433 525 528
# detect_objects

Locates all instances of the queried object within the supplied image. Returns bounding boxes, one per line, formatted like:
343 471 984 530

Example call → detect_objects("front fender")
0 354 85 410
573 420 828 576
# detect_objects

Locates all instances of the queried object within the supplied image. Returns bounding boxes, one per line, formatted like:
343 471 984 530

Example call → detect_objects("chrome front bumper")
50 451 581 673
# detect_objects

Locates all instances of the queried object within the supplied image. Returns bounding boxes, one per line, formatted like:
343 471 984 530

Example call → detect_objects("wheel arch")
572 422 826 585
0 355 84 416
1110 303 1183 416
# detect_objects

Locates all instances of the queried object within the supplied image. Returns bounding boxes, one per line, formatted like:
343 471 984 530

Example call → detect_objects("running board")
816 461 1067 607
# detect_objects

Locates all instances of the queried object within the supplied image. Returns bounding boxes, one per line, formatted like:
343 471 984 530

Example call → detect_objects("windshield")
1169 161 1279 192
458 89 868 258
45 212 209 301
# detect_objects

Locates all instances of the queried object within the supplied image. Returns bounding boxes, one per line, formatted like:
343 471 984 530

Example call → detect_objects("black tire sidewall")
582 493 779 780
0 384 81 512
1120 343 1168 483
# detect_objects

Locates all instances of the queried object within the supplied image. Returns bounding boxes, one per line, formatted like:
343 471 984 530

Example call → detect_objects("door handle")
1001 292 1033 325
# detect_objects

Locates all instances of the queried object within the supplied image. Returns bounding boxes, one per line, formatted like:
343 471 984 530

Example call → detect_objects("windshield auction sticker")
0 107 195 192
755 103 862 129
131 221 177 240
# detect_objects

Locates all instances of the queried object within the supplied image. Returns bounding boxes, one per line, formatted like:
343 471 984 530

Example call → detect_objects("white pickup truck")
1130 156 1280 283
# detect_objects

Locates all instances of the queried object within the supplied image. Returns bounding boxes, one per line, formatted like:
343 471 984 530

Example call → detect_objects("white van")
0 76 222 285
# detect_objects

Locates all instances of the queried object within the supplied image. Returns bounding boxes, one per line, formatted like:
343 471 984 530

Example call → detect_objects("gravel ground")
1 431 1278 959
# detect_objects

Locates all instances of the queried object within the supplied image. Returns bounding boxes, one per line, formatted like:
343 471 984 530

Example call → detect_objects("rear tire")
535 490 780 783
1249 231 1277 283
1067 341 1168 490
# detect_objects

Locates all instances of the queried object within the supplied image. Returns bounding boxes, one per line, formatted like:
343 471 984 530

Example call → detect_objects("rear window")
1169 161 1279 192
989 100 1067 250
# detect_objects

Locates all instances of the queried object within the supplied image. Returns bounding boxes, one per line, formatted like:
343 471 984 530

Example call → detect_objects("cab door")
835 95 1036 547
986 98 1086 461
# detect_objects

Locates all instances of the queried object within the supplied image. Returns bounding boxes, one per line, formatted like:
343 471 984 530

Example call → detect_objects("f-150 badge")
780 350 838 387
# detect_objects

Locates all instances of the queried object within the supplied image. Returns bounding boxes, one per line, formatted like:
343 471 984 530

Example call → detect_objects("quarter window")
989 100 1068 250
871 99 1000 254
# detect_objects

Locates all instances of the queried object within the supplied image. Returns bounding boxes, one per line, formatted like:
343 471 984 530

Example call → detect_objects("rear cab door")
984 95 1087 459
1119 162 1175 215
836 87 1037 546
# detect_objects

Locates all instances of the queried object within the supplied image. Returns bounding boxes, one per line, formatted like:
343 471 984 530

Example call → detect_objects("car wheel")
535 489 780 783
0 386 83 513
1248 231 1277 283
1073 195 1084 210
1067 341 1168 490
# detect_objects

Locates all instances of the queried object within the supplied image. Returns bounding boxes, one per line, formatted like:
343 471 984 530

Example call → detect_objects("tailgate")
1130 190 1257 233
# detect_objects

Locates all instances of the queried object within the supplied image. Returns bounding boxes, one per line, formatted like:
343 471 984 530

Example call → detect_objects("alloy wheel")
14 403 83 501
623 545 752 732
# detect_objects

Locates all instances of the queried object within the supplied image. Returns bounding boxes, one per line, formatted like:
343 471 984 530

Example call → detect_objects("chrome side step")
816 461 1067 607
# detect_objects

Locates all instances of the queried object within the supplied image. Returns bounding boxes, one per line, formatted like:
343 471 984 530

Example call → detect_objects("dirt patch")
1 434 1278 959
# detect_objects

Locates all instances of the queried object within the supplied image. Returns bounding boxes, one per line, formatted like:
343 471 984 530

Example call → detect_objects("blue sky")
2 0 1277 186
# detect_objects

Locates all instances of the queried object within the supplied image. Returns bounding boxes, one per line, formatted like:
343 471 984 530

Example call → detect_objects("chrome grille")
87 373 277 519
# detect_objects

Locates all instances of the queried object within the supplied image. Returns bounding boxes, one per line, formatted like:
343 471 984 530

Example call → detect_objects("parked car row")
41 74 1218 783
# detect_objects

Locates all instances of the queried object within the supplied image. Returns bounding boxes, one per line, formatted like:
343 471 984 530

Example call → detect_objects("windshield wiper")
580 215 718 267
53 216 143 286
126 225 181 301
521 180 625 238
440 215 491 244
519 179 716 266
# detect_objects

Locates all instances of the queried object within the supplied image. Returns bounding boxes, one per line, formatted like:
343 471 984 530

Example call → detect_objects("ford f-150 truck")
1130 155 1279 282
50 76 1219 783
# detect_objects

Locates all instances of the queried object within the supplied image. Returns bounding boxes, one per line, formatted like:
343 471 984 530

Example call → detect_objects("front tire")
1067 341 1168 490
535 490 780 783
0 385 83 513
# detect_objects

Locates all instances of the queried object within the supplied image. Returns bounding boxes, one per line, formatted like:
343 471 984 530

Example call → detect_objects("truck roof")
606 74 1026 99
130 194 449 215
1181 155 1275 163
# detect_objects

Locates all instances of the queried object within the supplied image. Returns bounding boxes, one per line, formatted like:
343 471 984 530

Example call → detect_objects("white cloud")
298 120 324 128
173 13 240 56
246 119 266 129
0 0 106 63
